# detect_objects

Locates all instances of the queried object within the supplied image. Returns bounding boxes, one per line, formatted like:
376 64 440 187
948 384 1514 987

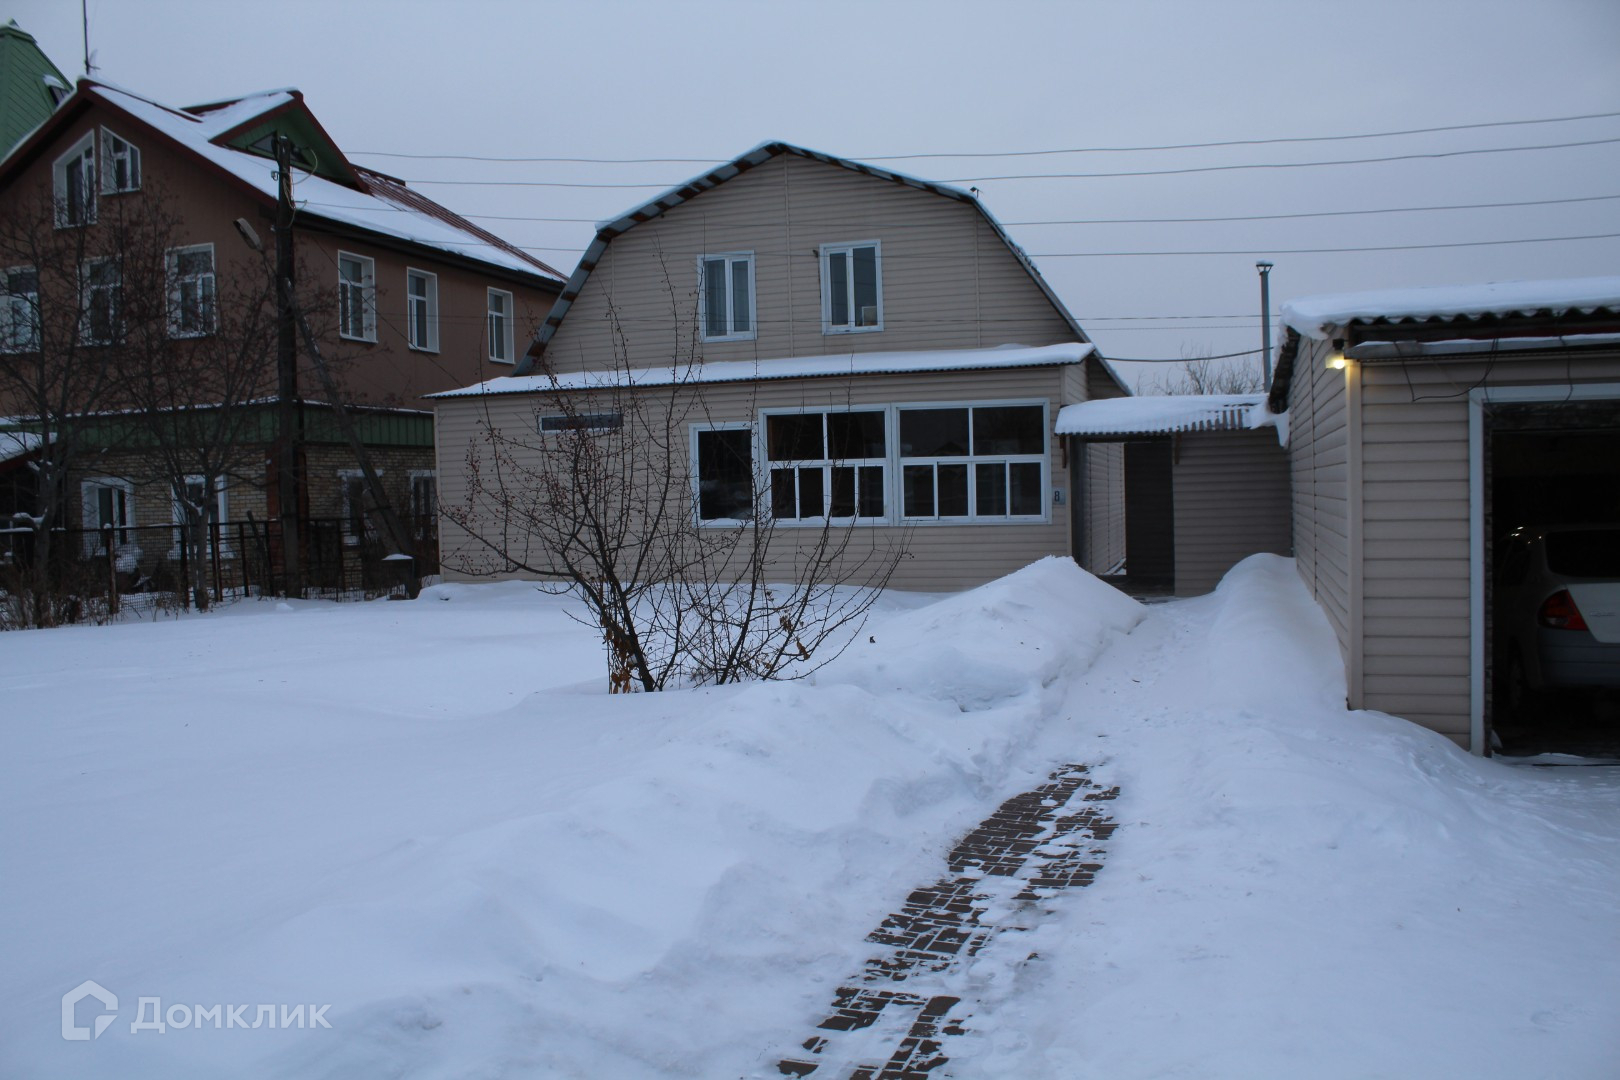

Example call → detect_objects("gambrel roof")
0 78 564 284
518 140 1104 377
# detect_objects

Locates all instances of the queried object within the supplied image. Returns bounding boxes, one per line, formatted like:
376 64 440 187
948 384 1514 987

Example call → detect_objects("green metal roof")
0 20 70 159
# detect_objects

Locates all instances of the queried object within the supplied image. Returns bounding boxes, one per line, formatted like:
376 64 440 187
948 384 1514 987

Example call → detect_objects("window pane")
771 467 797 518
853 246 877 326
858 465 884 517
767 413 823 461
828 251 849 326
975 462 1007 516
730 259 750 333
703 258 726 338
903 464 934 517
900 408 969 457
827 411 885 459
1010 462 1042 515
797 466 824 516
829 466 855 517
972 405 1044 455
938 464 969 516
697 428 753 520
408 273 426 300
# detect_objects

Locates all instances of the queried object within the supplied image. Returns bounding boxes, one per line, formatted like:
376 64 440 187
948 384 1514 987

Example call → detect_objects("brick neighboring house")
0 77 563 594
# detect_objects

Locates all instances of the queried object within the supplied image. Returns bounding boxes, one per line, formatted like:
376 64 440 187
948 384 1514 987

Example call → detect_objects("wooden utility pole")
273 135 302 595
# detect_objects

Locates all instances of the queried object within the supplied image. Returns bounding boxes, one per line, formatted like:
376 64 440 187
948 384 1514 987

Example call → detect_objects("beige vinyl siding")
541 154 1077 374
1354 347 1620 741
1287 336 1353 676
1170 429 1291 596
1079 441 1125 575
434 365 1073 592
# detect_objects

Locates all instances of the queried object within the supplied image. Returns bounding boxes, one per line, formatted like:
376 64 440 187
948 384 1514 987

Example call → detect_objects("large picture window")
820 241 881 333
699 252 754 342
899 404 1046 520
766 410 886 521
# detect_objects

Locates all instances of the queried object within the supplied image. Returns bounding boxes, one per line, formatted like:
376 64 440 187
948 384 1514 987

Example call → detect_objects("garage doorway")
1476 389 1620 758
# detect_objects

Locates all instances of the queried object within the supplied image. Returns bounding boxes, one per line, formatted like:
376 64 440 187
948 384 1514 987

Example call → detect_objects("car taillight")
1538 590 1590 631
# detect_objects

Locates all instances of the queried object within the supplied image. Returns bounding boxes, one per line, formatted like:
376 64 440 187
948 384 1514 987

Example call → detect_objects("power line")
377 230 1620 258
345 109 1620 164
299 192 1620 228
389 136 1620 188
1104 348 1266 363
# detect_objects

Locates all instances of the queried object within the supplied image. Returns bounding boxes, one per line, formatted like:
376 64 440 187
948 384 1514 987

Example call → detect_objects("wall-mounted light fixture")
1327 338 1347 370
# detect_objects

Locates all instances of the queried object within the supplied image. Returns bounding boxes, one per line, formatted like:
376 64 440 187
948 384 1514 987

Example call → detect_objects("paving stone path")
771 763 1118 1079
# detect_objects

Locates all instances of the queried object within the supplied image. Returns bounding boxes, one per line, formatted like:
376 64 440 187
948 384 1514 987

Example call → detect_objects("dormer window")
53 133 96 227
100 129 141 194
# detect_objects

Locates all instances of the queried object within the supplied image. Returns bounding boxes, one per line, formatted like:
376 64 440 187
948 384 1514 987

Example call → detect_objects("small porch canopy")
1057 394 1289 597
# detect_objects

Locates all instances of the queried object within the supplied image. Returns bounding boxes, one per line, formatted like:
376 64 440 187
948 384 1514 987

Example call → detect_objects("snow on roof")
0 428 45 463
84 82 563 283
1282 276 1620 341
433 342 1095 399
1055 393 1266 436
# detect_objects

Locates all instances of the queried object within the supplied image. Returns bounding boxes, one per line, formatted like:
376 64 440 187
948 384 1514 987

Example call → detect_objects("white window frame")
405 268 438 352
53 133 97 228
166 243 216 338
697 251 756 343
81 477 135 557
169 475 230 558
99 128 141 194
761 406 890 525
486 287 515 363
337 468 382 546
895 400 1049 525
337 252 376 342
79 257 121 345
690 421 757 525
819 240 883 334
0 265 40 353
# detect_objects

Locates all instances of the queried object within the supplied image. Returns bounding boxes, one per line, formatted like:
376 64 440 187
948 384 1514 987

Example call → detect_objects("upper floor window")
699 252 754 342
487 288 514 363
79 258 121 345
166 244 216 338
337 252 375 341
406 269 438 352
1 267 40 353
821 241 881 334
99 129 141 194
53 134 97 228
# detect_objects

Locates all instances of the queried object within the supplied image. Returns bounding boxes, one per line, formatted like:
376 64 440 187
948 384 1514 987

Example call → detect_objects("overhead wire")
346 108 1620 163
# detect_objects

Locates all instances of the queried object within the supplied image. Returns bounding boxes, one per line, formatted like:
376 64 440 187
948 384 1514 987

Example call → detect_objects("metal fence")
0 516 439 625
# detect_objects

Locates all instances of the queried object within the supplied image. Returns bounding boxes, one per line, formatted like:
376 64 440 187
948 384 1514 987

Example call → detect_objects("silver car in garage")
1495 525 1620 705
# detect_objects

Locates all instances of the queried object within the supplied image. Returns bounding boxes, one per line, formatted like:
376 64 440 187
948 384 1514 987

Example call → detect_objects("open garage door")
1486 397 1620 757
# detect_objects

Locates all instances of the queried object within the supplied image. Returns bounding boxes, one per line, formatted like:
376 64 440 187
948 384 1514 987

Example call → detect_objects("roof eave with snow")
432 342 1095 400
1055 393 1269 437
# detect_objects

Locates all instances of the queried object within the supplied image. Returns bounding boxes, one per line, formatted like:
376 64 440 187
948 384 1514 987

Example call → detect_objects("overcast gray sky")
12 0 1620 387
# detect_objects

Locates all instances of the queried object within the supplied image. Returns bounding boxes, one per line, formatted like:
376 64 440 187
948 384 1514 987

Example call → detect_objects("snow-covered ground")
2 556 1616 1078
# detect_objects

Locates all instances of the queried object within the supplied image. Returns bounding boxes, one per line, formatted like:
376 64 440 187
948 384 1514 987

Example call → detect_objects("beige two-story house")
433 141 1127 591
